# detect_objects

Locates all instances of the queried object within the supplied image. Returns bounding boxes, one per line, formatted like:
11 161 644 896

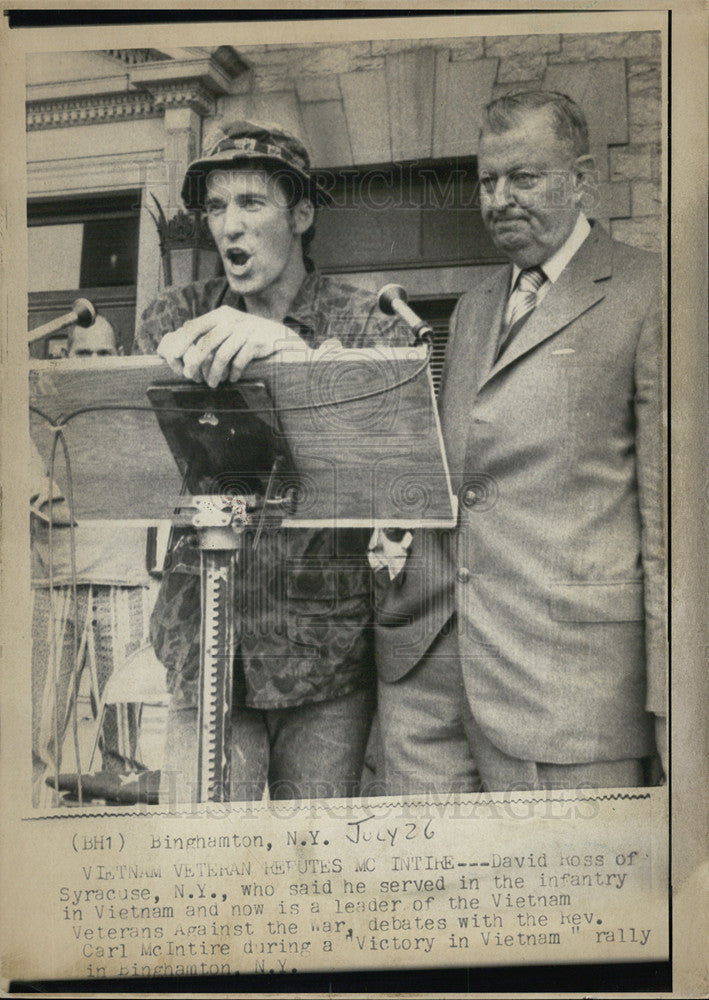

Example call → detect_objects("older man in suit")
376 91 666 793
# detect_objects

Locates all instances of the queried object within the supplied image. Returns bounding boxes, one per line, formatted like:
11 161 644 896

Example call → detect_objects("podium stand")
30 345 456 802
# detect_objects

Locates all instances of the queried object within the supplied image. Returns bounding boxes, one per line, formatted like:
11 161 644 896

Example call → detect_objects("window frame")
27 190 142 357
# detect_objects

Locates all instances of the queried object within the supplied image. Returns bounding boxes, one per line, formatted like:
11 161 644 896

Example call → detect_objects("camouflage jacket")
134 272 408 709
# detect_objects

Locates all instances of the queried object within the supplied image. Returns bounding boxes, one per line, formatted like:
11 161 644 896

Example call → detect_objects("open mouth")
225 248 251 268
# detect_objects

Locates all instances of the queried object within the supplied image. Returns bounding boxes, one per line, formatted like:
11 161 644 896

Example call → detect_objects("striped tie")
496 265 546 361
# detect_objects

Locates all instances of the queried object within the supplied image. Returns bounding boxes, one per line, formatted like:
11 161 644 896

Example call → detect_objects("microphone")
378 284 433 346
28 298 96 344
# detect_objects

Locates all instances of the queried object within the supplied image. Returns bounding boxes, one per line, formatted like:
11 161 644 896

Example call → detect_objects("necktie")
496 265 546 361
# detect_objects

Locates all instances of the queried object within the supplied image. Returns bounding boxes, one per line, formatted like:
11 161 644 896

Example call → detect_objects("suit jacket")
376 223 666 764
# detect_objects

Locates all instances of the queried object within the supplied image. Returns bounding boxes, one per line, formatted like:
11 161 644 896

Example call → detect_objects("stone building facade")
26 31 663 356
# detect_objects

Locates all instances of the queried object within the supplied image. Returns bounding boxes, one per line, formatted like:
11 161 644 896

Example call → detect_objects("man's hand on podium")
157 305 309 387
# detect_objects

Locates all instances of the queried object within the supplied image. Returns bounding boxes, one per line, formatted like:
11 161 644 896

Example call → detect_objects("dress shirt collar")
510 212 591 290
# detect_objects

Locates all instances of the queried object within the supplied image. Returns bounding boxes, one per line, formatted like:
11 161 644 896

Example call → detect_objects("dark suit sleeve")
634 285 667 716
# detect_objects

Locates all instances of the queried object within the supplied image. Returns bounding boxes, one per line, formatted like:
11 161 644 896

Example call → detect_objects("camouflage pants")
159 684 376 805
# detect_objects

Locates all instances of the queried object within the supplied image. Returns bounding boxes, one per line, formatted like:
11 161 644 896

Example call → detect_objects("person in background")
376 91 666 794
31 317 156 807
63 314 121 357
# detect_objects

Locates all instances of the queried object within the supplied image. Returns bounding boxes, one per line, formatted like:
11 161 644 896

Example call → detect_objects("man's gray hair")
482 91 590 159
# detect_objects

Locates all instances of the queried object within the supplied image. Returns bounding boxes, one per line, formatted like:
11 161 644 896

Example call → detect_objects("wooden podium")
30 345 456 802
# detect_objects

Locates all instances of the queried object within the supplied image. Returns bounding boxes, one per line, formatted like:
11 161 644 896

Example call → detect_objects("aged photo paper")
1 3 707 996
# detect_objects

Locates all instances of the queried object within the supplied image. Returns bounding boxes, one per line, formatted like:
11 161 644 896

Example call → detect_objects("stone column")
128 48 248 307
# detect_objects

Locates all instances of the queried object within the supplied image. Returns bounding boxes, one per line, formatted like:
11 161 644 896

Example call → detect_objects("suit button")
463 487 482 507
456 567 470 583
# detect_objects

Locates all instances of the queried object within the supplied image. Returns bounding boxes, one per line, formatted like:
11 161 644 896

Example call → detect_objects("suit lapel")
466 266 511 393
480 223 614 389
439 266 508 476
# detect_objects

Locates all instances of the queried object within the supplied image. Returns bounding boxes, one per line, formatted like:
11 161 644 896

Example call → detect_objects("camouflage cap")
181 119 332 209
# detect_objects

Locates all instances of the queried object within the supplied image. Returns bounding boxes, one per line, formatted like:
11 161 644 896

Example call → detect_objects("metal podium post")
187 484 293 804
192 500 242 802
186 496 248 803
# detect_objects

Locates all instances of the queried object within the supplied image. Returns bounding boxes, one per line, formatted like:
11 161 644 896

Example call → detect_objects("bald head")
67 315 118 357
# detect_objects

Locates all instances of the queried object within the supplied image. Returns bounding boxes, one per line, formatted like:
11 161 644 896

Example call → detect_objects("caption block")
8 793 668 980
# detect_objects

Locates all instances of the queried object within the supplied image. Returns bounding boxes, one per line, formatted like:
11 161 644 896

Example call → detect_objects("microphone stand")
28 299 96 345
377 283 434 346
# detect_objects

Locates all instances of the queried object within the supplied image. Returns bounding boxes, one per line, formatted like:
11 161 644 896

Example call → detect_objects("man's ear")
574 153 596 179
573 154 598 210
290 198 315 236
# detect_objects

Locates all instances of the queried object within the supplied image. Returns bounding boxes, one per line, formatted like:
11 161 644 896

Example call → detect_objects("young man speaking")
134 121 406 803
